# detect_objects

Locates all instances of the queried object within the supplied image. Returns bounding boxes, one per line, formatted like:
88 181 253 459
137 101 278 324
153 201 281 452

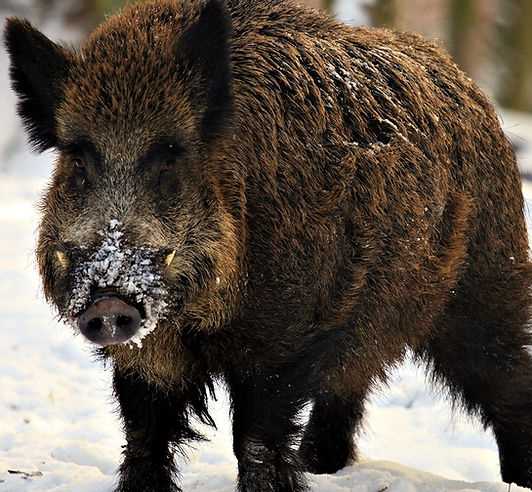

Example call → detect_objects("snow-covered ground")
1 116 531 492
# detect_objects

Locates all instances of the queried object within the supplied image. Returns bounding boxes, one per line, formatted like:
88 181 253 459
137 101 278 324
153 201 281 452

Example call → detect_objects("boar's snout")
78 294 141 346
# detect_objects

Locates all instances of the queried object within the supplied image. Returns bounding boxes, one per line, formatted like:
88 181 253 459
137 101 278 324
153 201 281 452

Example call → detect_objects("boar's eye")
72 158 87 188
140 141 184 190
162 143 183 165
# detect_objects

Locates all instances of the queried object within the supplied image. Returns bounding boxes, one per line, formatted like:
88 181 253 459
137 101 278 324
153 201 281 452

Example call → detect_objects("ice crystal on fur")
67 220 168 347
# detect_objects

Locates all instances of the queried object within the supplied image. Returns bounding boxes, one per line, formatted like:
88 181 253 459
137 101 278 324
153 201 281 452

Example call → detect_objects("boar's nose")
78 296 141 346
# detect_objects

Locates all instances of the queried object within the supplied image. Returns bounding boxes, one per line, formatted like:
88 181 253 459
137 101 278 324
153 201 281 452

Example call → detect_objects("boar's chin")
65 219 171 348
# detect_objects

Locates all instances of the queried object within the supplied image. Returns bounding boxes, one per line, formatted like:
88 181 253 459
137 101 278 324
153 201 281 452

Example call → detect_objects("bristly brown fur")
6 0 532 490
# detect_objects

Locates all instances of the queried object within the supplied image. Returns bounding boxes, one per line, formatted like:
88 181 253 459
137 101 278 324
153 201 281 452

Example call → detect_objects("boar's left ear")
177 0 233 142
4 18 71 152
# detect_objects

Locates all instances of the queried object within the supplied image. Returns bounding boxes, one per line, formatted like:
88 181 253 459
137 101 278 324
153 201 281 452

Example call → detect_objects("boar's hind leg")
113 370 211 492
227 372 309 492
416 267 532 489
299 391 365 474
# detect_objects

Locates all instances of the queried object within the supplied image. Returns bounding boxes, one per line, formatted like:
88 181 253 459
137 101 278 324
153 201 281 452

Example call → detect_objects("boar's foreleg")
227 371 309 492
299 391 366 474
113 370 210 492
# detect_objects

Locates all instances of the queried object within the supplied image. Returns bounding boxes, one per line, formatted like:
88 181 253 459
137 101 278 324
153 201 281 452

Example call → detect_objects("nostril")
116 315 132 328
87 317 103 334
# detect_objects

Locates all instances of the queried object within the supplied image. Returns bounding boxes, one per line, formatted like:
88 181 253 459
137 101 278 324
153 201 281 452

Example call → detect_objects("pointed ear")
178 0 233 142
4 18 71 152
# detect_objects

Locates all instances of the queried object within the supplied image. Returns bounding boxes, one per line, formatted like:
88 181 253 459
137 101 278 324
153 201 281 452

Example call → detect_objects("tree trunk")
367 0 397 27
498 0 532 112
448 0 498 84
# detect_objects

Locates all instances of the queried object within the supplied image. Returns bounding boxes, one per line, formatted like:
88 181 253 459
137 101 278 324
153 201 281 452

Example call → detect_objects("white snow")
333 0 370 25
501 110 532 199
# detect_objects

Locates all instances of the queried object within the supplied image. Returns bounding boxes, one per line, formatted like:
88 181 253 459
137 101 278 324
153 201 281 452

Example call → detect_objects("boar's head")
5 0 243 349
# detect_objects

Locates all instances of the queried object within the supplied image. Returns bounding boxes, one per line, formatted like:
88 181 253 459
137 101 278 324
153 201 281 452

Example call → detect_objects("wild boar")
5 0 532 490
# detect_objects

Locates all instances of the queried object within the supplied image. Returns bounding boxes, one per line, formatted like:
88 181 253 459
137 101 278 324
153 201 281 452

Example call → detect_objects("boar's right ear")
4 18 71 152
177 0 233 143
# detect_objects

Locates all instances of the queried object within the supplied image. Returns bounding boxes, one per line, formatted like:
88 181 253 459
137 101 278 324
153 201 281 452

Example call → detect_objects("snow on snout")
67 219 168 347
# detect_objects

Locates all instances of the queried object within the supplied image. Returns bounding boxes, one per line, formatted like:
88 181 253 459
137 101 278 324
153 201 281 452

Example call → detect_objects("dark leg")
299 391 365 474
416 269 532 488
227 372 309 492
113 369 212 492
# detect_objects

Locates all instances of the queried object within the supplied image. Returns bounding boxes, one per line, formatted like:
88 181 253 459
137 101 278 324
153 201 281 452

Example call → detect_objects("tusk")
164 250 176 267
55 250 69 270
